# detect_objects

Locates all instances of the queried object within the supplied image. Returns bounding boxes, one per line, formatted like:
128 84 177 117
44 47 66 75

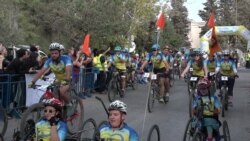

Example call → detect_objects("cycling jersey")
146 53 166 69
109 53 128 70
99 122 139 141
187 60 206 77
216 59 237 76
164 54 174 63
35 119 67 141
205 60 217 72
193 96 221 116
43 55 72 82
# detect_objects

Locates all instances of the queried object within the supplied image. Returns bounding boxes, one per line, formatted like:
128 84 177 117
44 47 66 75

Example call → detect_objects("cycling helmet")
197 78 210 89
59 44 65 50
108 100 127 114
42 97 63 111
49 42 61 51
114 46 122 51
223 50 230 55
151 44 160 50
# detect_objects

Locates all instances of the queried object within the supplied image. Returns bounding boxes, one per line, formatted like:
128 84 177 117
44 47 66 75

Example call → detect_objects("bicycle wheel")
183 118 194 141
79 118 97 141
0 107 7 136
147 84 156 113
20 103 44 137
147 124 160 141
66 94 84 136
0 133 3 141
223 120 231 141
221 86 227 117
189 90 194 118
108 78 118 102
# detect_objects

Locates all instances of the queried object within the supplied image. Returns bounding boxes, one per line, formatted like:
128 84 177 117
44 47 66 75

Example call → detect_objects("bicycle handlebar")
95 96 109 117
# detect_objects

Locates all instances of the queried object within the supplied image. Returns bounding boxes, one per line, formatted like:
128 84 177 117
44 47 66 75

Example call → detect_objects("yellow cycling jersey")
188 60 205 77
146 53 166 69
110 54 128 70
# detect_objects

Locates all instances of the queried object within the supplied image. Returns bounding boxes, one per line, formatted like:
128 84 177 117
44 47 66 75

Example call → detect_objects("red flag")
156 11 165 30
207 13 215 28
209 26 220 56
81 33 90 56
207 12 220 56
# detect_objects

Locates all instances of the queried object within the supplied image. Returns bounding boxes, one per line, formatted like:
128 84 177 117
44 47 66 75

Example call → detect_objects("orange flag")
81 33 90 56
156 11 165 30
207 13 220 56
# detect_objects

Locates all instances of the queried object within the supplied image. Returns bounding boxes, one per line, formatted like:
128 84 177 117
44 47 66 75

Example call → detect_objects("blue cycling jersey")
99 122 139 141
35 119 67 141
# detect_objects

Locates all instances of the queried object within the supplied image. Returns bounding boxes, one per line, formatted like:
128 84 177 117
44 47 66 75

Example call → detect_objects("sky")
184 0 206 22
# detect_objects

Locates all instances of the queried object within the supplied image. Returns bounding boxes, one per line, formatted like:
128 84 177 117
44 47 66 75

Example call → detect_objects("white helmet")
59 44 65 50
49 42 60 50
223 50 230 55
108 100 127 114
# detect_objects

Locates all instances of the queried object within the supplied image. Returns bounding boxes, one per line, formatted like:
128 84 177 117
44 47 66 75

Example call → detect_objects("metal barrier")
0 74 26 110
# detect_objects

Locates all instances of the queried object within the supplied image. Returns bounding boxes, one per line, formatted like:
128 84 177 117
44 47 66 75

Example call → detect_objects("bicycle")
144 73 168 113
188 75 199 118
107 69 123 102
126 67 138 90
183 98 231 141
219 75 238 117
208 72 216 95
19 81 84 140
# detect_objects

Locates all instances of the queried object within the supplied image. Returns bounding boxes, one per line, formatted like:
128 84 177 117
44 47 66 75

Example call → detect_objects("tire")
79 118 97 141
221 87 226 117
189 93 194 118
183 118 193 141
0 107 7 136
108 78 118 102
147 124 160 141
20 103 44 137
147 84 155 113
223 120 231 141
67 94 84 136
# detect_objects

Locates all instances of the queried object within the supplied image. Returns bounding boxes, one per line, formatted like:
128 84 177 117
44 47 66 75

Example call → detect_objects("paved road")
3 68 250 141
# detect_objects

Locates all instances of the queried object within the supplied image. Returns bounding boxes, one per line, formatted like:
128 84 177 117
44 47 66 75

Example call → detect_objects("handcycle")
183 97 231 141
19 80 84 140
144 72 168 113
219 75 238 117
107 68 124 102
95 96 161 141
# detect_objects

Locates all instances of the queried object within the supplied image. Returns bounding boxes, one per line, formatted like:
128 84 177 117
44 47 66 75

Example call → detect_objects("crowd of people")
0 41 246 140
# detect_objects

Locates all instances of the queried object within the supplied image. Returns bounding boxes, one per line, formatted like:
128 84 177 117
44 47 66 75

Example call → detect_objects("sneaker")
164 95 169 102
120 89 125 98
159 98 164 103
228 97 233 107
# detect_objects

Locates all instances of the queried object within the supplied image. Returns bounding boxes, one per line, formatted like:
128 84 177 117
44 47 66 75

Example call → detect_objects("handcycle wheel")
147 124 160 141
147 84 155 113
0 133 3 141
0 107 7 136
108 78 119 102
222 120 231 141
66 94 84 136
79 118 97 141
183 118 194 141
20 103 44 138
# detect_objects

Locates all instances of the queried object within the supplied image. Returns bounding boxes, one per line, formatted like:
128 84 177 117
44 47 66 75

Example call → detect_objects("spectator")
0 43 9 73
68 47 83 83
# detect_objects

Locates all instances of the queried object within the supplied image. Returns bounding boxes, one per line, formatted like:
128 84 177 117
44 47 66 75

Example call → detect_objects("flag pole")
156 28 160 44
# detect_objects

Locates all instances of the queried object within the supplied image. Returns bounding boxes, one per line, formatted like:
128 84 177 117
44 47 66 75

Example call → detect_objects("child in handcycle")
192 78 222 141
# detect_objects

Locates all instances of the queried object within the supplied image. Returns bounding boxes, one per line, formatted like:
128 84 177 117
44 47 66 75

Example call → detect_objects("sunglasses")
44 109 55 113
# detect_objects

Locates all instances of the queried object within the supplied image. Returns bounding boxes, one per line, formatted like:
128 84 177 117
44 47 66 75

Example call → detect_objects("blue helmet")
151 44 160 50
114 46 122 51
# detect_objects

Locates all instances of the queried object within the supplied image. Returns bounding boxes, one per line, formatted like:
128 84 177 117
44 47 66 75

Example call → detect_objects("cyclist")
192 78 221 141
35 97 67 141
215 50 238 106
163 45 173 95
205 54 217 79
140 44 170 102
181 50 208 79
30 42 73 102
99 100 139 141
109 46 129 96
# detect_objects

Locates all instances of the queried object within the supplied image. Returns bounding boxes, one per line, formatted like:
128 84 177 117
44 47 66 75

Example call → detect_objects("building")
188 20 206 48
